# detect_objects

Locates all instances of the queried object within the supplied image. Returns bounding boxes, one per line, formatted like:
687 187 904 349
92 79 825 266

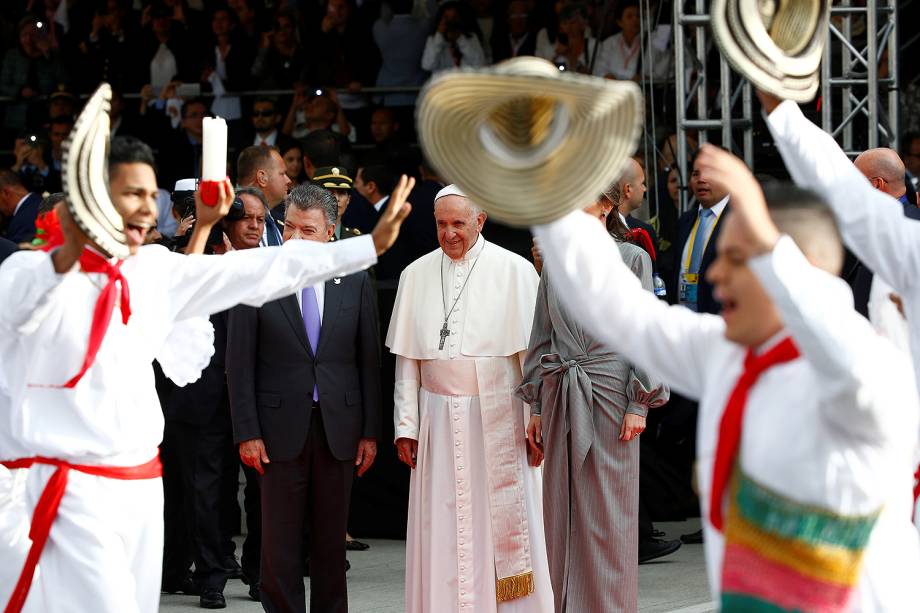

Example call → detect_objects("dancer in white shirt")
0 136 414 613
532 145 920 611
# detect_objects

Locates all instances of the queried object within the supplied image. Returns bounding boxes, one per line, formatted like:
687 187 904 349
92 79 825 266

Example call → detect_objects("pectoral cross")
439 322 450 350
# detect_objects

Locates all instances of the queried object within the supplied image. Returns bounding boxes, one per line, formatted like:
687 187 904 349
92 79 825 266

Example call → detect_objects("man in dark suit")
492 0 538 62
232 98 299 162
670 153 731 314
0 170 41 244
227 184 380 613
616 158 661 260
237 145 292 245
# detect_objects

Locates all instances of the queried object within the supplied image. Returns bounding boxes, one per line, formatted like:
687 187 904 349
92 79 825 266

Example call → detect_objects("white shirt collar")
373 195 389 213
12 193 30 217
255 130 278 147
618 212 629 228
700 194 729 218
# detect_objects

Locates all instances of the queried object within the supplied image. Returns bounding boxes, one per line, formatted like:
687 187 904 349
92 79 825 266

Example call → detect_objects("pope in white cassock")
386 185 553 612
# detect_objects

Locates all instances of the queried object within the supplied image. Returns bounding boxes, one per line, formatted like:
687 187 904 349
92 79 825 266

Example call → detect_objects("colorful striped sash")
721 471 880 612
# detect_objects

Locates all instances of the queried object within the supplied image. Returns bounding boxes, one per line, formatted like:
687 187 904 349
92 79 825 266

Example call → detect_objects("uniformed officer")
311 166 362 241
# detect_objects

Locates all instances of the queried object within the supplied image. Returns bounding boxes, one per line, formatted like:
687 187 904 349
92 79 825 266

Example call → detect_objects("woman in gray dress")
518 189 669 613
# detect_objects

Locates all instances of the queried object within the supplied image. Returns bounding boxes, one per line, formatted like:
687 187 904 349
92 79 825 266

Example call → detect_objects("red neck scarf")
59 249 131 388
710 336 800 531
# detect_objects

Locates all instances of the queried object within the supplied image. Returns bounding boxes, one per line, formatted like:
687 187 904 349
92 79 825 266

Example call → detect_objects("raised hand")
693 144 779 257
371 174 415 255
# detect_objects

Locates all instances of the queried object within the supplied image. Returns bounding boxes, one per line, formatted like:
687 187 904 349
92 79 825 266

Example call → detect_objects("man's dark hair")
237 145 277 183
252 97 277 113
49 115 74 128
235 185 269 210
301 130 341 168
614 0 639 21
109 136 157 174
0 169 25 189
359 164 397 195
560 2 589 22
182 98 207 118
38 192 66 215
389 0 413 14
763 183 843 275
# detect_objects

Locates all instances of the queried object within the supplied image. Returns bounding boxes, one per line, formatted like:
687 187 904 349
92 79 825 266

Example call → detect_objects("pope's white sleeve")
0 251 67 336
532 211 725 401
766 100 920 293
749 235 912 439
394 356 421 441
164 235 377 321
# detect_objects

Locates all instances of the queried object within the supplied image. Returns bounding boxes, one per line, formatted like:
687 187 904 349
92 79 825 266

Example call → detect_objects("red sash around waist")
1 454 162 613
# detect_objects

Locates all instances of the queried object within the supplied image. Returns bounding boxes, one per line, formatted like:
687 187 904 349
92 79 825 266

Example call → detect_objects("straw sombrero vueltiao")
710 0 830 102
417 57 644 226
63 83 131 258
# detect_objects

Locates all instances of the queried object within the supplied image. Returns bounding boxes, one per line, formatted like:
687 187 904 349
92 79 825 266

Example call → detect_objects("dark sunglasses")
252 110 276 118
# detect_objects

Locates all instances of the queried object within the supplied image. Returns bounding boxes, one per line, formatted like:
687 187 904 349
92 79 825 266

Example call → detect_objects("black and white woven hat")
63 83 130 258
417 57 644 226
711 0 830 102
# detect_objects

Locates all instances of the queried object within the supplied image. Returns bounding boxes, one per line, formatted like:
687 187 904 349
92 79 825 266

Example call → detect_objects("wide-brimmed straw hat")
417 57 643 226
711 0 829 102
63 83 130 258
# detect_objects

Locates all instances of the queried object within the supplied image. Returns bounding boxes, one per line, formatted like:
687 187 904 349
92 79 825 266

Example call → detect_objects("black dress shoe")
346 539 370 551
248 584 261 602
162 576 200 595
651 529 666 538
680 529 704 544
199 589 226 609
639 538 682 564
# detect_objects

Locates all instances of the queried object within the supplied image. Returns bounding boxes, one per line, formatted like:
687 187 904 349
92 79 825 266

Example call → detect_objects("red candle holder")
199 179 223 207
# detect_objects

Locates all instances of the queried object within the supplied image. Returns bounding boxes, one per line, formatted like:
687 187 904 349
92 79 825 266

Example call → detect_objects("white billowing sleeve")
394 356 421 441
164 234 377 321
154 317 216 387
766 100 920 293
0 251 68 336
749 235 914 439
532 211 725 400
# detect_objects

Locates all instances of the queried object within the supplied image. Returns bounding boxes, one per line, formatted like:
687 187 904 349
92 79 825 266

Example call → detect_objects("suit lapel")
279 293 314 358
316 277 344 357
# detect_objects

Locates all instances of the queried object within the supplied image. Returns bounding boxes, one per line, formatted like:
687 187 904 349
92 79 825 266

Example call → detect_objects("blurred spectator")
204 6 256 123
77 0 137 93
283 88 355 143
346 163 394 234
902 132 920 185
372 0 430 108
280 140 305 185
251 9 306 90
226 0 266 49
421 1 485 73
158 98 207 189
469 0 497 63
598 0 673 82
301 129 344 180
10 132 54 194
536 0 593 60
492 0 537 61
369 106 400 148
47 114 72 175
0 17 66 134
0 169 41 244
307 0 379 103
241 96 298 153
310 165 359 240
550 3 604 75
46 83 76 121
139 1 197 88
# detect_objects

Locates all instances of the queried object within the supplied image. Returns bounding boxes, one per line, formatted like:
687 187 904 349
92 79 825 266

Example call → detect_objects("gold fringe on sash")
495 570 535 602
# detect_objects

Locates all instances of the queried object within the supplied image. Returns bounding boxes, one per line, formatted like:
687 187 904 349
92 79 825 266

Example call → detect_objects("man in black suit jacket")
0 170 41 245
669 155 731 314
492 0 538 62
227 184 380 613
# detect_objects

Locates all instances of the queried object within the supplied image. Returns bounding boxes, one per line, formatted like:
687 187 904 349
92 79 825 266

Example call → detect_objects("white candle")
201 116 227 181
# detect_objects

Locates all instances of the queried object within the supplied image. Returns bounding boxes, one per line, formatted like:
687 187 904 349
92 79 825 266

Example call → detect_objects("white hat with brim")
417 57 644 226
711 0 829 103
63 83 130 259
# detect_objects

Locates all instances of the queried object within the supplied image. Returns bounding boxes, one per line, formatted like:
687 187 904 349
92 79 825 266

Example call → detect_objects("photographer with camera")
421 1 485 73
160 182 268 608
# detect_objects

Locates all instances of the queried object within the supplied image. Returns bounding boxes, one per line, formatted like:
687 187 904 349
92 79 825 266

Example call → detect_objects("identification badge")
679 273 699 308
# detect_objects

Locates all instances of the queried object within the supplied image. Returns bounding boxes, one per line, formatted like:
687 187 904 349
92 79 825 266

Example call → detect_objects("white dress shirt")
254 130 279 148
11 193 30 218
372 195 389 213
679 195 729 275
533 210 920 609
